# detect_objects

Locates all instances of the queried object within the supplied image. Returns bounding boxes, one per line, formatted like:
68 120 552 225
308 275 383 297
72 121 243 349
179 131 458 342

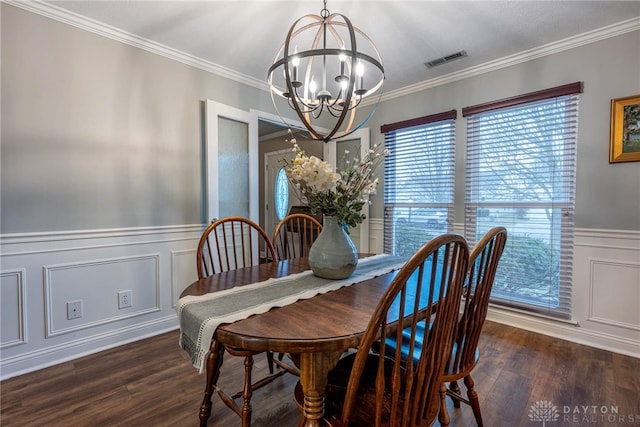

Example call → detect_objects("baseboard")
0 315 179 381
486 306 640 359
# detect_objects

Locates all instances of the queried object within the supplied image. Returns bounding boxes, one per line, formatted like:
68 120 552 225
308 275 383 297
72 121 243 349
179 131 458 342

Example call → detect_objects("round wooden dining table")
180 256 401 427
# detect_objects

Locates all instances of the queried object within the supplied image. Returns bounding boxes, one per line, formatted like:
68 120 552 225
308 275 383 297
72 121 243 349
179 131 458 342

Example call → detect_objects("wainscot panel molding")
43 254 161 338
368 221 640 358
0 269 27 349
0 225 204 380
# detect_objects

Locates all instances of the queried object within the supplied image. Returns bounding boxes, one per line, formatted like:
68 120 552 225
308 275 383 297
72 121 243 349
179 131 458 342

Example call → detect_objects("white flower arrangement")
281 133 387 229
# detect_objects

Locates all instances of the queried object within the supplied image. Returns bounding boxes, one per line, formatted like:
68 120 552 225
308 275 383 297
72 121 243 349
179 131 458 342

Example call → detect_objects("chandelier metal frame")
268 1 384 142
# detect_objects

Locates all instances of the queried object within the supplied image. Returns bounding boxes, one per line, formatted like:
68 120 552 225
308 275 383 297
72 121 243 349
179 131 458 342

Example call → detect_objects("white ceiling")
26 0 639 97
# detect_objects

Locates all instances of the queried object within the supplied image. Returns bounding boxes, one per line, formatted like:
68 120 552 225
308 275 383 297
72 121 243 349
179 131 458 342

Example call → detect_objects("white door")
205 100 259 223
264 148 301 239
324 128 371 253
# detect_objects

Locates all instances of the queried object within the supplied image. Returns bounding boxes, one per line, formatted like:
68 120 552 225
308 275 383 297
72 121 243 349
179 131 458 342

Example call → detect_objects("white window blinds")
382 110 456 257
463 82 582 319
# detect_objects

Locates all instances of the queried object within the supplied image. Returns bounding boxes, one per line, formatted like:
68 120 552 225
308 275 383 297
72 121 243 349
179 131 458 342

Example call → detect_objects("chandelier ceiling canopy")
268 0 385 142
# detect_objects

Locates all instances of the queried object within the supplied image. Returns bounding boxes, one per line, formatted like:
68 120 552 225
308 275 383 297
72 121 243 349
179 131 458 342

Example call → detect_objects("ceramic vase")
308 216 358 279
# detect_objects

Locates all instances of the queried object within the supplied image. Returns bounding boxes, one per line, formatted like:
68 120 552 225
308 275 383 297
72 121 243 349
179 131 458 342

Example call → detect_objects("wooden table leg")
298 351 342 427
199 339 224 427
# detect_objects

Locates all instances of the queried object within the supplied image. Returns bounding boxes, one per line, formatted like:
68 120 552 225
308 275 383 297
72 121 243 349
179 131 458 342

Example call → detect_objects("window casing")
463 82 581 319
382 111 456 257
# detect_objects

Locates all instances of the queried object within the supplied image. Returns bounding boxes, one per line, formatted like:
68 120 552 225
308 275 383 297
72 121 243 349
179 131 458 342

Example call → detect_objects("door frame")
324 128 371 253
205 100 259 223
264 148 300 239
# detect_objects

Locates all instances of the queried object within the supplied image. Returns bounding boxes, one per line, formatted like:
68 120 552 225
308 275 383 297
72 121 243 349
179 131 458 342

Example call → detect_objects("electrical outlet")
118 290 132 309
67 300 83 320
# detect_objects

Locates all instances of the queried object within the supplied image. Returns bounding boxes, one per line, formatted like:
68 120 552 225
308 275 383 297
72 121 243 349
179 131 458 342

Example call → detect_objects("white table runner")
177 254 406 372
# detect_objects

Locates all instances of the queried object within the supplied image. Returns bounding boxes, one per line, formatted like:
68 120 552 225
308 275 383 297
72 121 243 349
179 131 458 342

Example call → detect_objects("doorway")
258 118 371 253
264 148 301 239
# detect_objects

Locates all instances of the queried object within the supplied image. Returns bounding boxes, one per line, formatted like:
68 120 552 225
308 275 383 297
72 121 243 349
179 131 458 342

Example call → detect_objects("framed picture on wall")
609 94 640 163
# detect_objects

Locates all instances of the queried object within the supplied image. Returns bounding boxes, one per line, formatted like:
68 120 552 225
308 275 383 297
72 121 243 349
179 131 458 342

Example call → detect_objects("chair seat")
443 345 480 380
376 320 428 363
377 320 480 378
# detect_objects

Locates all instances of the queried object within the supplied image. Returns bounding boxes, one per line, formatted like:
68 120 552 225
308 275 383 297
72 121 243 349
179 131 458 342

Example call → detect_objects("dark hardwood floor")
2 321 639 426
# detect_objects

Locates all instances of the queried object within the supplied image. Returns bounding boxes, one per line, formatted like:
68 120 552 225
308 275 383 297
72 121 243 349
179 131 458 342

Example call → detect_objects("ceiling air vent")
424 50 468 69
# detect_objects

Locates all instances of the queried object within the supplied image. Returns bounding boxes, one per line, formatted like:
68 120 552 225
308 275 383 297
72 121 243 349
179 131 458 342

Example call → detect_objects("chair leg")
464 375 483 427
438 382 451 427
199 340 225 427
449 380 462 408
241 355 254 427
267 351 275 374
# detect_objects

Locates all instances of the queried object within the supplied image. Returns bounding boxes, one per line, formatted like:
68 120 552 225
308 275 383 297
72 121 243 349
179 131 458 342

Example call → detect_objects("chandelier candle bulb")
292 55 299 83
310 79 317 99
356 60 365 94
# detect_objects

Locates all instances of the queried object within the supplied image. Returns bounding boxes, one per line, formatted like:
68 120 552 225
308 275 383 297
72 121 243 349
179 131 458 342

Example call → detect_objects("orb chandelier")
267 0 384 142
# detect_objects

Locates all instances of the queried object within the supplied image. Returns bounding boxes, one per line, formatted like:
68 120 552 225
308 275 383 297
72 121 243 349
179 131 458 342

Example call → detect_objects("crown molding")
377 16 640 104
3 0 270 92
6 1 638 102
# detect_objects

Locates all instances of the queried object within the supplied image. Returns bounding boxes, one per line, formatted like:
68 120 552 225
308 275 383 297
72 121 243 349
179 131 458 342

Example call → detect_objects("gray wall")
1 4 274 233
365 30 640 231
2 3 639 235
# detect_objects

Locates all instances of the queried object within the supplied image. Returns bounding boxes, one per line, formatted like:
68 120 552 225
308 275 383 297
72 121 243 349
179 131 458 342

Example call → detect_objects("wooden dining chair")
272 213 323 260
295 234 469 427
197 216 276 278
270 213 323 377
196 216 282 427
438 226 507 427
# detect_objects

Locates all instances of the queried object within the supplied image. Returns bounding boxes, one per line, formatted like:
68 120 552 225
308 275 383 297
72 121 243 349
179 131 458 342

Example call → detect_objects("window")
275 168 289 220
463 82 582 319
382 110 457 257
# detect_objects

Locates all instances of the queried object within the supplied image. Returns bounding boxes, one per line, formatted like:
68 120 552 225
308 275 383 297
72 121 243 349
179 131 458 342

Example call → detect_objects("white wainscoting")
2 223 637 379
368 218 384 255
0 225 203 380
368 219 640 358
